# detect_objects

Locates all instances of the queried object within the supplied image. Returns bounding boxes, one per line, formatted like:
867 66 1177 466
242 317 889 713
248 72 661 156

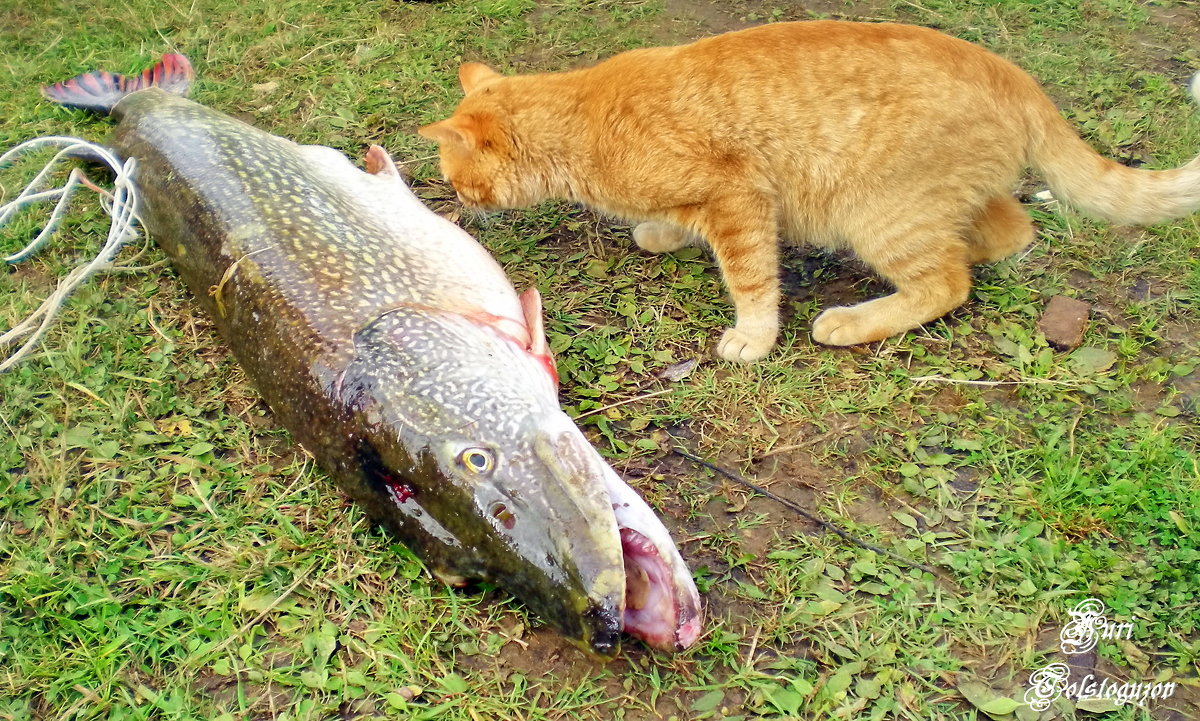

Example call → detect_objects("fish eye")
458 447 495 474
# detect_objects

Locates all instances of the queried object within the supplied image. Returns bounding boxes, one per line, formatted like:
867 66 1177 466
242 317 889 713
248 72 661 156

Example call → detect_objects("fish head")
457 413 635 652
453 412 704 654
341 305 701 656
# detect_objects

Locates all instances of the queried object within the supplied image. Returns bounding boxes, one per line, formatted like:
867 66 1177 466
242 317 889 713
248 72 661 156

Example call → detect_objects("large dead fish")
39 54 702 655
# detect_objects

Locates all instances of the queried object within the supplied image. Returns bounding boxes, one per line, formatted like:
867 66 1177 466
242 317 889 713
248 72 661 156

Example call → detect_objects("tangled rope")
0 136 140 372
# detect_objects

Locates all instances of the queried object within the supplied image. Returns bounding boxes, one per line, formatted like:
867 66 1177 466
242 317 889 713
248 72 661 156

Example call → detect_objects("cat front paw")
812 307 885 346
716 326 775 362
633 222 690 254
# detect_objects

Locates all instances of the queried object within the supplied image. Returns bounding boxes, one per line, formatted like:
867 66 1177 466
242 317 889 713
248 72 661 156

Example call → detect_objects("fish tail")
42 54 194 114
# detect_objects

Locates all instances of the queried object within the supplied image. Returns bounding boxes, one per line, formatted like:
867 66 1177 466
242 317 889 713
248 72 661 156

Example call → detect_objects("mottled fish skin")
107 89 628 653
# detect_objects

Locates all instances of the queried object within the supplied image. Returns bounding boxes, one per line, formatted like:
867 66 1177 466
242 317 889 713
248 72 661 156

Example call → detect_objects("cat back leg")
966 194 1035 264
812 224 972 346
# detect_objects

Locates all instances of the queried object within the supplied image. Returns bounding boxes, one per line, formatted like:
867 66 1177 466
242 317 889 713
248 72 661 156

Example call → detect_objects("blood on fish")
383 476 416 504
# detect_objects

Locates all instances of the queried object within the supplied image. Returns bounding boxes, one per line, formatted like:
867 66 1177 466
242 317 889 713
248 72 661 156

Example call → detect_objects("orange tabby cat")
419 21 1200 362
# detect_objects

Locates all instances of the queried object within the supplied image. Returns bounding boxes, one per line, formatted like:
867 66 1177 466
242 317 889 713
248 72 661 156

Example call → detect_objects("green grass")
2 0 1199 719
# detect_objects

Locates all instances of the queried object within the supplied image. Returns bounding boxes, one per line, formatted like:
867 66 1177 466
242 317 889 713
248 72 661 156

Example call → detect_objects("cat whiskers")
456 202 504 228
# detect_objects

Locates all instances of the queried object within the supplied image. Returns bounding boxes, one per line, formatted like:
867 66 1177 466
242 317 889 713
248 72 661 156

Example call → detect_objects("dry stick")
576 388 673 420
910 374 1078 387
189 565 316 663
673 449 936 575
754 421 855 461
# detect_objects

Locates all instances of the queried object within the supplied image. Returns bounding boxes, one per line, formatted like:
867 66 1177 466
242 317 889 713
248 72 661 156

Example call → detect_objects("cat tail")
42 54 194 115
1026 71 1200 226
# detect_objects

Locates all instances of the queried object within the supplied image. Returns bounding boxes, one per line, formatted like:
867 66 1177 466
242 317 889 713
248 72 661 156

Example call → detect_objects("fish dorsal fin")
519 287 558 387
357 144 424 205
365 144 403 179
294 143 424 207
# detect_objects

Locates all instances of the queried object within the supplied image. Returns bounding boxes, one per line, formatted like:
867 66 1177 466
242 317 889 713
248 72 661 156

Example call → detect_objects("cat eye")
458 447 495 474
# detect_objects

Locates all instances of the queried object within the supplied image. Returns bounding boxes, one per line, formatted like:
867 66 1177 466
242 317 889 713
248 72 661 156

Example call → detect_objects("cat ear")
417 117 478 148
459 62 501 93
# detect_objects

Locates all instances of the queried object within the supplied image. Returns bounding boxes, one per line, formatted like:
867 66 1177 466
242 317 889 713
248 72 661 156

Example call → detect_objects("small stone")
1170 369 1200 416
1128 277 1156 301
1038 295 1090 350
395 685 422 701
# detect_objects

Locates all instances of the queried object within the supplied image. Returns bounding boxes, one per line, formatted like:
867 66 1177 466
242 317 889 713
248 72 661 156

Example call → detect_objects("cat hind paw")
812 307 886 346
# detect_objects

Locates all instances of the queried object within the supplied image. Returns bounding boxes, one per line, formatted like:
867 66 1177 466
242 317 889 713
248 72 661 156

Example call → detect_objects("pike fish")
41 55 702 655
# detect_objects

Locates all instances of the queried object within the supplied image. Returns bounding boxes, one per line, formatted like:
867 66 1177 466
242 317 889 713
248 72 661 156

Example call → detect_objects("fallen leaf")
658 358 699 381
1070 347 1116 375
1075 697 1120 713
959 680 1020 718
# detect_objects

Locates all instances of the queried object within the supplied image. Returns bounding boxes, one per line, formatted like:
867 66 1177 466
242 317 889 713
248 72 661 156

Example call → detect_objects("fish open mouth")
620 527 702 651
520 419 703 654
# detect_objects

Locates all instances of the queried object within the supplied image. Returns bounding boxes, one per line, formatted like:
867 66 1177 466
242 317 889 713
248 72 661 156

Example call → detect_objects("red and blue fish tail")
42 53 194 114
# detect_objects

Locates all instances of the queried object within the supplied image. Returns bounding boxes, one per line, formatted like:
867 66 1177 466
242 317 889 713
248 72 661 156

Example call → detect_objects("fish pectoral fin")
364 144 403 179
519 288 547 356
519 287 558 387
356 145 421 204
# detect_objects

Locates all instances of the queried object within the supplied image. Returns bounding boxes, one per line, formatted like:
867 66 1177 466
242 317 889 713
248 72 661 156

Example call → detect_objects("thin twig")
896 0 944 18
576 388 672 419
910 375 1078 387
673 448 936 575
397 154 438 165
64 381 108 407
743 624 762 672
87 504 154 529
298 38 369 62
189 565 315 662
754 421 855 460
188 476 220 521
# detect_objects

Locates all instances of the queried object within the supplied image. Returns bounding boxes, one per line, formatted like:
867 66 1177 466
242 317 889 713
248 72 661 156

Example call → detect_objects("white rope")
0 136 141 372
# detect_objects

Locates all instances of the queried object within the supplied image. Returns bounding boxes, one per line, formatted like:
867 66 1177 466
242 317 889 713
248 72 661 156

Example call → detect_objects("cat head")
419 63 551 209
